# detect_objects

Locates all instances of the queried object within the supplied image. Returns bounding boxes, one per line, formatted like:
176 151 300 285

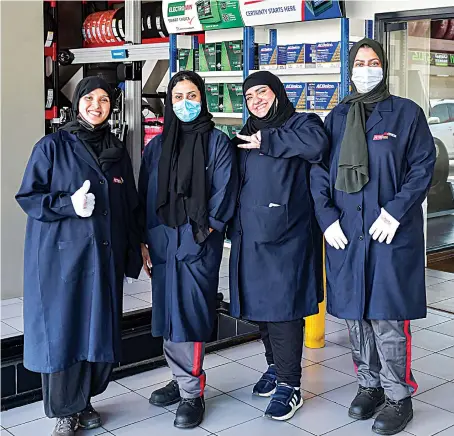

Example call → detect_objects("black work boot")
174 396 205 429
372 397 413 435
78 402 101 430
149 380 181 407
348 386 385 420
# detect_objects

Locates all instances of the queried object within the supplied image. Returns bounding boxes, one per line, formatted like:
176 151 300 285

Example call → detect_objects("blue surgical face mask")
173 99 201 122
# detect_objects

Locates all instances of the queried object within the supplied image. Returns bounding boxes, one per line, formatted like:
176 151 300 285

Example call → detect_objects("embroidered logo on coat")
113 177 124 184
373 132 397 141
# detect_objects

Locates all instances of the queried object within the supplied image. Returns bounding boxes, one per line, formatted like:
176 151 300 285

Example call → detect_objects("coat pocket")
58 235 95 283
175 225 207 263
248 204 288 243
148 225 168 266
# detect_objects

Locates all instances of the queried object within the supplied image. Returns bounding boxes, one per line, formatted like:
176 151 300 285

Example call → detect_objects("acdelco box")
284 83 306 111
315 82 339 116
316 42 341 68
306 82 316 111
286 44 305 69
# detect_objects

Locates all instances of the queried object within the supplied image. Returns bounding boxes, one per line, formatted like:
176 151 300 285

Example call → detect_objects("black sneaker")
264 384 303 421
78 402 101 429
52 416 78 436
348 386 385 420
149 380 181 407
252 365 277 397
174 396 205 429
372 397 413 435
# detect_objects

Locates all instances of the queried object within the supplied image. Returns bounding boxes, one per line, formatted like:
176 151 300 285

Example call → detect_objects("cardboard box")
276 45 287 69
315 82 339 115
316 42 341 68
199 43 221 72
286 44 305 69
284 83 306 111
259 45 276 70
178 48 199 71
221 41 243 71
216 124 242 139
305 43 317 68
306 82 316 111
205 83 221 113
259 45 287 70
223 83 243 113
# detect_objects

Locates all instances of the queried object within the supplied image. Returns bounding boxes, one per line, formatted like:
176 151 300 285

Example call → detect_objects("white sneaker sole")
266 397 304 421
253 387 276 398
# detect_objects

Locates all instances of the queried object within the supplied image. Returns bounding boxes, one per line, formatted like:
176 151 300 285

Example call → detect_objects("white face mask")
352 67 383 94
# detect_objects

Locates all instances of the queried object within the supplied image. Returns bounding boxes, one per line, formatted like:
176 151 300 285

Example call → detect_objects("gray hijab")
335 38 391 194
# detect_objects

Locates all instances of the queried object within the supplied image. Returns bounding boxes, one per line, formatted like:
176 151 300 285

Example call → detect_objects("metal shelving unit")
51 0 170 180
169 18 373 124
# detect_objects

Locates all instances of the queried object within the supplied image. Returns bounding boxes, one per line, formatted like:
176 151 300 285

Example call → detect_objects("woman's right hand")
324 220 348 250
141 243 152 278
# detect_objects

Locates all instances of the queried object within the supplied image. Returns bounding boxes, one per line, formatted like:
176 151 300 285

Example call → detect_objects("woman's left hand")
236 131 261 149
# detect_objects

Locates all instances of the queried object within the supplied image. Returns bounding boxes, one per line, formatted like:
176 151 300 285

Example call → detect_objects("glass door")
383 17 454 253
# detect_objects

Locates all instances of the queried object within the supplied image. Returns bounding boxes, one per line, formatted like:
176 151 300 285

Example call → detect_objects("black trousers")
42 361 113 418
259 320 304 387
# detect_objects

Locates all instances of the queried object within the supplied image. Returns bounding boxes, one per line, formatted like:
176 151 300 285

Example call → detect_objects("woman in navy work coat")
310 39 436 435
229 71 328 421
139 71 237 429
16 77 142 436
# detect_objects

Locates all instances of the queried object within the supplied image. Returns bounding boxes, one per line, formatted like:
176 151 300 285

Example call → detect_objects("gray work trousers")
346 320 418 402
164 339 206 399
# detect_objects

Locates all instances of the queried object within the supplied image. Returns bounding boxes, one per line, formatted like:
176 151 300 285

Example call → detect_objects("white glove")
71 180 95 218
369 208 400 244
324 219 348 250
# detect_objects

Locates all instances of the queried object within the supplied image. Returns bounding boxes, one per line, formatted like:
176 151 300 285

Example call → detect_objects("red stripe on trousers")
404 321 418 394
192 342 205 396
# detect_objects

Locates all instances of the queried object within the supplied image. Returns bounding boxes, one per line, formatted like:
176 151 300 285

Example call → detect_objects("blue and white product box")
315 82 340 117
305 43 317 68
259 44 277 70
277 45 288 69
284 83 306 110
316 42 341 68
306 82 316 111
286 44 305 69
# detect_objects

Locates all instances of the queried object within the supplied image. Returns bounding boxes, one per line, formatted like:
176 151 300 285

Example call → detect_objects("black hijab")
233 71 295 143
335 38 391 194
156 71 215 244
60 76 124 172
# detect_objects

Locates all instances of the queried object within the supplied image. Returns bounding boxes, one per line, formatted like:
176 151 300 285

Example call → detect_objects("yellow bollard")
304 243 326 349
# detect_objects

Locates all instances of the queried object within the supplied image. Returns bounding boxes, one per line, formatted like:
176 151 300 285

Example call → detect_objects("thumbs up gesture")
71 180 95 218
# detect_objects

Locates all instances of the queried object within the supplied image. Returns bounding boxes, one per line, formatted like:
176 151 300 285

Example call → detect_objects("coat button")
103 240 109 246
100 179 105 185
239 230 243 236
102 210 108 216
359 235 364 241
357 206 362 211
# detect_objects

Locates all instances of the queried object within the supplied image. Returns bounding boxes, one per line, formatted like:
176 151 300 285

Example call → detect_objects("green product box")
178 48 199 71
215 124 242 139
221 41 243 71
205 83 221 112
199 43 221 72
215 124 230 137
223 83 243 113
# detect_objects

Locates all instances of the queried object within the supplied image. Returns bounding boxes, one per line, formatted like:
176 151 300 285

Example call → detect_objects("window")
430 103 450 123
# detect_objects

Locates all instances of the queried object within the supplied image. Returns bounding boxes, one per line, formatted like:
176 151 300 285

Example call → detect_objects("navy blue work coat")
310 96 436 321
16 131 142 373
228 112 328 322
138 129 237 342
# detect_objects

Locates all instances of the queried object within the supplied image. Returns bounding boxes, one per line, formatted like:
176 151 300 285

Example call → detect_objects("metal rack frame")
168 18 373 124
